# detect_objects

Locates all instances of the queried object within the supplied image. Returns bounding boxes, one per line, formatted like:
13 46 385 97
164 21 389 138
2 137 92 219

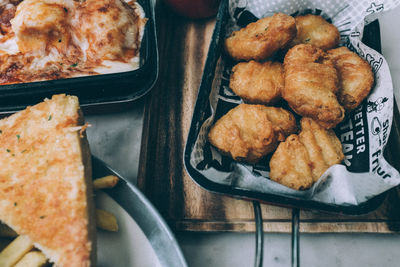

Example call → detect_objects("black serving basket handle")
253 201 264 267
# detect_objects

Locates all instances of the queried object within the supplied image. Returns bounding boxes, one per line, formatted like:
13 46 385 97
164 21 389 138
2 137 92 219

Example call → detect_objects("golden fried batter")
262 105 297 142
299 118 344 181
230 61 283 105
269 134 314 190
288 14 340 50
225 13 296 61
283 44 344 129
208 104 296 164
269 118 344 190
327 47 374 110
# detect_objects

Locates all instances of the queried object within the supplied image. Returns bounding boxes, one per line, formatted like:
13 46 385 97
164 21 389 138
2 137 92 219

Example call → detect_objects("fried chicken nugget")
288 14 340 50
208 104 296 164
263 105 297 142
283 44 345 129
230 61 283 105
327 47 374 110
225 13 296 61
269 134 314 189
269 118 344 190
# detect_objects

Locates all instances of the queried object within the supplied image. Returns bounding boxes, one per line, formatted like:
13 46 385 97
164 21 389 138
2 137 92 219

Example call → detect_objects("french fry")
93 175 119 190
14 251 47 267
96 209 118 232
0 235 33 267
0 224 17 238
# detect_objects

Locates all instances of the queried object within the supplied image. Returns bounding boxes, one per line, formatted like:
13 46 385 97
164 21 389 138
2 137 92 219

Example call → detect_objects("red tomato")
163 0 221 19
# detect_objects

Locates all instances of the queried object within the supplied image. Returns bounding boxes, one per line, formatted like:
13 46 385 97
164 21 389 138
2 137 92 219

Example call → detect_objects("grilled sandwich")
0 94 95 266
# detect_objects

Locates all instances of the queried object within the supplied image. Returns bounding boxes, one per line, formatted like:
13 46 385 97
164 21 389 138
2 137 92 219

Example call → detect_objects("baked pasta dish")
0 0 146 84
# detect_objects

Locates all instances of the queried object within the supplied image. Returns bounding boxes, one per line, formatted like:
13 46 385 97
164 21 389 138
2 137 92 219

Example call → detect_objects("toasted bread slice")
0 94 95 266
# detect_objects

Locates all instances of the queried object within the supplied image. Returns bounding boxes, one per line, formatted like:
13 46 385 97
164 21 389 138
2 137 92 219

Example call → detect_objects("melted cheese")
0 0 146 84
0 36 18 54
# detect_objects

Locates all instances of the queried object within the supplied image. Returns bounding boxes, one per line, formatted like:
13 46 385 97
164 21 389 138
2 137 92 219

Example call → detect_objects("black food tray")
184 0 394 215
0 0 158 113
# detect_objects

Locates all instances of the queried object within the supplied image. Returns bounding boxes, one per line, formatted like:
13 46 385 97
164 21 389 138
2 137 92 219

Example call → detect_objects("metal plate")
93 156 187 267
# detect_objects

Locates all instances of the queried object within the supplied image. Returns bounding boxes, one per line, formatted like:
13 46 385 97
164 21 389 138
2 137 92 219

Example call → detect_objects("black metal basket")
184 0 392 215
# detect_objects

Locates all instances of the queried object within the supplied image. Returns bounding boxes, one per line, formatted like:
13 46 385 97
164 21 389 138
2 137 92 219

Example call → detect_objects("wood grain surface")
137 2 400 233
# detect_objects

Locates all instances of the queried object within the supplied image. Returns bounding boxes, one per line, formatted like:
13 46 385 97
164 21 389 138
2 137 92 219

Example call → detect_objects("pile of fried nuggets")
208 13 374 190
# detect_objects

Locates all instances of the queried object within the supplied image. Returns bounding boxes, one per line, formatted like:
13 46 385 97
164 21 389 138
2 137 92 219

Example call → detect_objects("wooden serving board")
137 3 400 233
